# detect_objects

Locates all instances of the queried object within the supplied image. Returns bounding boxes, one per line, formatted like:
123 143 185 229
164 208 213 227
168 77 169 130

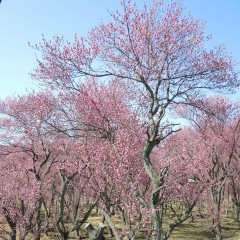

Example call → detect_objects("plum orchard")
166 96 240 240
0 1 239 240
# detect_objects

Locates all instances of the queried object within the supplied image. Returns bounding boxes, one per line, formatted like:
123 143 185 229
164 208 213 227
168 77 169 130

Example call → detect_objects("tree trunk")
34 199 43 240
117 205 127 226
102 210 121 240
151 208 163 240
85 223 105 240
101 211 113 237
142 141 166 240
57 171 77 240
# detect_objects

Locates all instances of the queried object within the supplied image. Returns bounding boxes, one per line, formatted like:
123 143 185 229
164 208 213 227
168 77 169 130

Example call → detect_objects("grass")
162 204 240 240
165 216 240 240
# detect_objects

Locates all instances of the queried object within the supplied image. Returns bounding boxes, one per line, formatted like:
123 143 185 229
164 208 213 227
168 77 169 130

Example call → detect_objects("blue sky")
0 0 239 99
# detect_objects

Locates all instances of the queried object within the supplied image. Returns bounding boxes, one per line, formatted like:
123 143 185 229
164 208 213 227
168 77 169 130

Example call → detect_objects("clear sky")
0 0 239 99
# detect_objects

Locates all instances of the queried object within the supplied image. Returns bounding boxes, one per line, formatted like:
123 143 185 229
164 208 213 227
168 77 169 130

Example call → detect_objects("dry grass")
161 204 240 240
165 215 240 240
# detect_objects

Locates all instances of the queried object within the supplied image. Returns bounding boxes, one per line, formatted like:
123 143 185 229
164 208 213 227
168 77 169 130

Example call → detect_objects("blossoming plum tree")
30 1 239 239
176 96 240 240
0 92 60 239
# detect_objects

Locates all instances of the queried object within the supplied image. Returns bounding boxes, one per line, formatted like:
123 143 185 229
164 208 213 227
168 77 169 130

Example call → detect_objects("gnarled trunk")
85 223 105 240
